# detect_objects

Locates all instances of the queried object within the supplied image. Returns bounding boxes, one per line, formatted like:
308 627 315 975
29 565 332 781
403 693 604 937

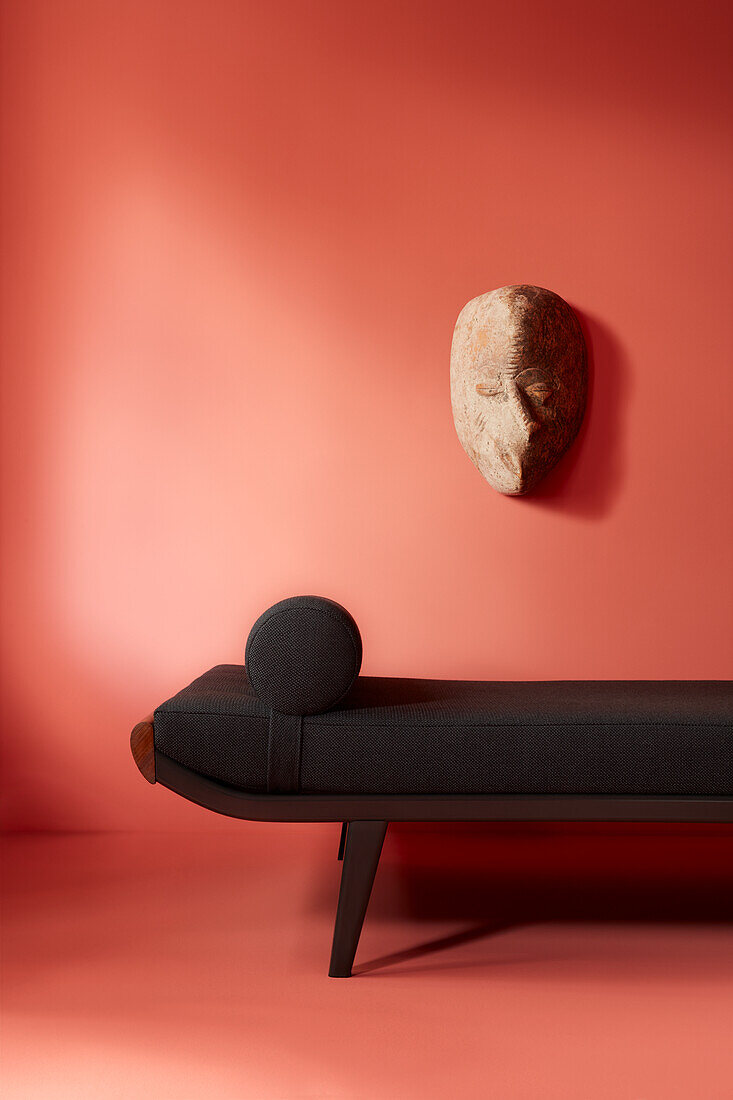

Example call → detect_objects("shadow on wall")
525 309 629 519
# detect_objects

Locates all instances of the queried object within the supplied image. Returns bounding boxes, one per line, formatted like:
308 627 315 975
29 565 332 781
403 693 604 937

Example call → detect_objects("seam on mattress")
155 709 732 727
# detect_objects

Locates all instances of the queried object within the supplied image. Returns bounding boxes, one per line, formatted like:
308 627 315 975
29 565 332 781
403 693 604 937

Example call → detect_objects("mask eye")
476 377 502 397
524 381 553 405
516 368 554 406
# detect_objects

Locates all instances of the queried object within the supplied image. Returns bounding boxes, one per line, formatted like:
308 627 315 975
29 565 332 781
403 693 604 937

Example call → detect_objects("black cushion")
244 595 362 715
154 667 733 797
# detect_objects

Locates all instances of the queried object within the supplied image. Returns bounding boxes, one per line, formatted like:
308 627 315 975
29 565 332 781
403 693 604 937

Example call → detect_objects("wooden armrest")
130 715 156 783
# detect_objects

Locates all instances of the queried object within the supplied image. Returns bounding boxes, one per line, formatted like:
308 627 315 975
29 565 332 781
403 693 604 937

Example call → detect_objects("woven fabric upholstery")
245 595 362 716
154 667 733 797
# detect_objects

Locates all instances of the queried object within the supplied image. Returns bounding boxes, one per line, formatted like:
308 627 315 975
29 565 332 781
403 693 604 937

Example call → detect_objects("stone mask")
450 285 587 495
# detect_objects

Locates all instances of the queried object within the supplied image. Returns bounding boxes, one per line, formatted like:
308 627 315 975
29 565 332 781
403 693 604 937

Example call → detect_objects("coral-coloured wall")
2 0 732 830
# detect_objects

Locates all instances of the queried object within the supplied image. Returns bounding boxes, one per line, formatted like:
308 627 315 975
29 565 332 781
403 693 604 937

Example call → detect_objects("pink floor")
3 824 733 1099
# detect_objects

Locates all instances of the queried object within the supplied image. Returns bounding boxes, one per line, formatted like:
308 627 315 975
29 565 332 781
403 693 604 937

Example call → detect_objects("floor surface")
3 825 733 1099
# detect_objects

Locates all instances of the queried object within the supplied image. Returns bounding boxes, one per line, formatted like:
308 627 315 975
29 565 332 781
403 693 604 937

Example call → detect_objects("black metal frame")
155 752 733 976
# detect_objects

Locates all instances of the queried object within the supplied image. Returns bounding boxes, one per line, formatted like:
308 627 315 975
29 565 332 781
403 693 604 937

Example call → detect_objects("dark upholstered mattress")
153 666 733 797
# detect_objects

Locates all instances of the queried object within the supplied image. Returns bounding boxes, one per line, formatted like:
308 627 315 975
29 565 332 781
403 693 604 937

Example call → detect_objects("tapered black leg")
337 822 348 860
328 820 388 977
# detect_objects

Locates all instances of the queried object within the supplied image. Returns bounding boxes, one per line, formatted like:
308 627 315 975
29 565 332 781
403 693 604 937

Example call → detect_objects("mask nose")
505 378 538 440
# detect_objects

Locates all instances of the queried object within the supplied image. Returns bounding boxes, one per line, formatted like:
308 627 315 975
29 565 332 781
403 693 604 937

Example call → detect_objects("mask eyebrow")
515 367 552 386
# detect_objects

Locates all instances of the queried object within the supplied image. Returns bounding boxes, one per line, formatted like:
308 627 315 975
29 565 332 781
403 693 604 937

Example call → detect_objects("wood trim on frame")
130 716 156 784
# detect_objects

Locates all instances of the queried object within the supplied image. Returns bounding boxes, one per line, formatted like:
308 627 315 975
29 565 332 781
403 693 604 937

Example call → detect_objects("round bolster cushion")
245 595 362 715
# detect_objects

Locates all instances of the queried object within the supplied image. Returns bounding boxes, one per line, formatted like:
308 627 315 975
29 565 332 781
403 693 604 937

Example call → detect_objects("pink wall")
2 0 732 830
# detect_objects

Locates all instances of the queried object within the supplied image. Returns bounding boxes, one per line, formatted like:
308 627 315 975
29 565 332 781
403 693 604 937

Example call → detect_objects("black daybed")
131 595 733 977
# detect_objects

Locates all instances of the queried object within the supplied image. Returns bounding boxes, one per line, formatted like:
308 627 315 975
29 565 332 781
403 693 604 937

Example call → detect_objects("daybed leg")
328 820 388 977
337 822 348 860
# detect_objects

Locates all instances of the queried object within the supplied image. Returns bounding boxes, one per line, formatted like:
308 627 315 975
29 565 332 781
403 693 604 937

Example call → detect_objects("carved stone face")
450 285 587 495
